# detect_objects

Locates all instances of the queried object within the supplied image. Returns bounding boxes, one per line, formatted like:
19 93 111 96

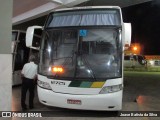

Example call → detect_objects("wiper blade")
74 53 96 80
82 55 97 81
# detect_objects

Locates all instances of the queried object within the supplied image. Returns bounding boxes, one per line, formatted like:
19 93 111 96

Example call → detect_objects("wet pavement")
12 71 160 119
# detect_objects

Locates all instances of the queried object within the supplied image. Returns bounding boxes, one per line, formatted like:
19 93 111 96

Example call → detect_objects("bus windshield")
39 28 122 80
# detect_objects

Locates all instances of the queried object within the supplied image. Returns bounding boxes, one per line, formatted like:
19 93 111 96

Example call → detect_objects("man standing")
21 55 37 110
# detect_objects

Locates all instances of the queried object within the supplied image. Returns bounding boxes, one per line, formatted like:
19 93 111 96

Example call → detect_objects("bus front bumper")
37 86 122 111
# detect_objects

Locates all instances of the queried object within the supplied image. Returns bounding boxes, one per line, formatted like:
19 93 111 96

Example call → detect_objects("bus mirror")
26 26 42 50
123 23 131 50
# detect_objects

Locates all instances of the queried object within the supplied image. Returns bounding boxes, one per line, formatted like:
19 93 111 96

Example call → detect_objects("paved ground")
11 71 160 119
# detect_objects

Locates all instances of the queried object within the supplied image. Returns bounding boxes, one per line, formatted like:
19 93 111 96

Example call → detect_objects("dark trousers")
21 77 35 109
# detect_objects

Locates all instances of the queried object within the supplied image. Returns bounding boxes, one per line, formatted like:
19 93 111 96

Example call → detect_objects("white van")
124 55 147 68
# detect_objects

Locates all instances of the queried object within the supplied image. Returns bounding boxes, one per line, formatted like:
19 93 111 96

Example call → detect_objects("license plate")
67 99 82 105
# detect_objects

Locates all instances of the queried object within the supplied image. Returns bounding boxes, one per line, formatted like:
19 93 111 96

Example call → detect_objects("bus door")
13 32 30 85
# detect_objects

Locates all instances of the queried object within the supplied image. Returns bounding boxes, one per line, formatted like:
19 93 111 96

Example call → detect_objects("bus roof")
53 6 121 12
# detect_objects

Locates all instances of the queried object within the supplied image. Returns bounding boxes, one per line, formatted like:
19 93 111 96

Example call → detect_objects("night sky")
122 0 160 55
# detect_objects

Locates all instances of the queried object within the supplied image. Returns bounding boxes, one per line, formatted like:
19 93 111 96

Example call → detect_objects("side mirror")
122 23 131 50
26 26 43 50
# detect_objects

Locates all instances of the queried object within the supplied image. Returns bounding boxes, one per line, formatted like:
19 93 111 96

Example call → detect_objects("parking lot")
12 71 160 119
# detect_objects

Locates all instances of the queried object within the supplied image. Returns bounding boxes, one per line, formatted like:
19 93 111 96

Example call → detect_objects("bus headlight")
99 84 123 94
38 80 52 90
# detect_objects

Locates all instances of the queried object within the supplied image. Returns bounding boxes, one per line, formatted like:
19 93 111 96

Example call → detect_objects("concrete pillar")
0 0 12 111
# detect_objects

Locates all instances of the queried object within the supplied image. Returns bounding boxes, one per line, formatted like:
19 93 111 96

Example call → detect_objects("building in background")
124 43 141 55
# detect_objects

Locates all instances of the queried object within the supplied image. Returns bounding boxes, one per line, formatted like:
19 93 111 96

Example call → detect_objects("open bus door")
12 30 41 86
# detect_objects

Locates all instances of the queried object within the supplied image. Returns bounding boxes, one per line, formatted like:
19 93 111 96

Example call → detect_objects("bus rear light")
51 66 64 73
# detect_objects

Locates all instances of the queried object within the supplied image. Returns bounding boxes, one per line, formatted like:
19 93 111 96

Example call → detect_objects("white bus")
124 55 147 68
12 30 40 86
26 6 131 111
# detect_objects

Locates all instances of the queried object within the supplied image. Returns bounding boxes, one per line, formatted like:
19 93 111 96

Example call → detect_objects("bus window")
14 32 30 71
12 32 18 41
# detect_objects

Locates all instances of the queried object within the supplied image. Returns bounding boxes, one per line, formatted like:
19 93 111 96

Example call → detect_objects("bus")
25 6 131 111
12 30 40 86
